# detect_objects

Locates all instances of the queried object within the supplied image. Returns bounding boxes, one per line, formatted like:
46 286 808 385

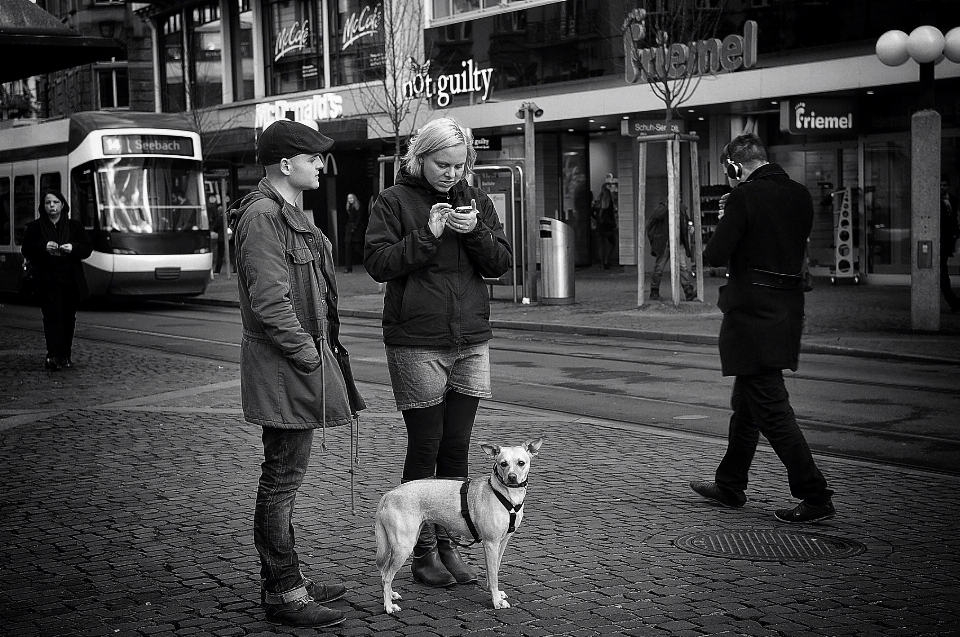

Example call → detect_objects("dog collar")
494 465 528 489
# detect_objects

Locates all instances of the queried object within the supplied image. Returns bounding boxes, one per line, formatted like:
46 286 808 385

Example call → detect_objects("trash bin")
539 217 574 305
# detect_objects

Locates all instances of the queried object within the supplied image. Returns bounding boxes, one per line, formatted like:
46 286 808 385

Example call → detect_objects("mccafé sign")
780 98 858 135
255 94 344 130
403 59 494 108
624 20 757 83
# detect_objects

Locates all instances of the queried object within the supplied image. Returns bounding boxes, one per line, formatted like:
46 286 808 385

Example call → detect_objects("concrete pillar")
911 109 941 332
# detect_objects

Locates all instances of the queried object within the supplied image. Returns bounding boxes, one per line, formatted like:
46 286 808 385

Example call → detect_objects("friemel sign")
624 20 757 84
780 98 858 135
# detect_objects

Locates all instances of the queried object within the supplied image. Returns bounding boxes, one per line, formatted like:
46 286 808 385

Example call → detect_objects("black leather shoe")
436 525 479 584
44 357 60 371
775 500 836 523
264 596 345 628
690 481 745 508
60 358 74 369
261 579 345 608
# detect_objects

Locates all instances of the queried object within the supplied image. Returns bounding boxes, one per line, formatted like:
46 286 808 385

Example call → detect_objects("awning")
0 0 124 83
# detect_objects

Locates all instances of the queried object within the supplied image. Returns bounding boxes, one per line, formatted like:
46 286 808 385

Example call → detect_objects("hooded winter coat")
364 170 512 347
233 178 365 429
703 163 813 377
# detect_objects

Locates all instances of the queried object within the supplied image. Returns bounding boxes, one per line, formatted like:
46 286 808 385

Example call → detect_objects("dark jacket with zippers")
364 170 512 347
233 178 365 429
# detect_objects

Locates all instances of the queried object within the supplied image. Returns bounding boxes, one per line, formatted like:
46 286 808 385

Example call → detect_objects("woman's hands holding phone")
446 199 478 234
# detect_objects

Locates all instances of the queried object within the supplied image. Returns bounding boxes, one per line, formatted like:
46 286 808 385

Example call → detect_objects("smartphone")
455 206 473 213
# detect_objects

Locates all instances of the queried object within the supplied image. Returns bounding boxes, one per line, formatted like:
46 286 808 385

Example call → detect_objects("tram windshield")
91 158 208 233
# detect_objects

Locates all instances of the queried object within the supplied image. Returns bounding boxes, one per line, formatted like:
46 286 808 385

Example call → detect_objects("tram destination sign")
102 135 195 157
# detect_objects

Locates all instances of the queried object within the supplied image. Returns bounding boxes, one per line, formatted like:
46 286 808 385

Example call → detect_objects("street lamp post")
876 26 960 331
516 101 542 302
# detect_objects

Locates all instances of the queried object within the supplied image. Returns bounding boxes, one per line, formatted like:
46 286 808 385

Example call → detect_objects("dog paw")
493 599 511 609
391 592 401 601
385 602 401 614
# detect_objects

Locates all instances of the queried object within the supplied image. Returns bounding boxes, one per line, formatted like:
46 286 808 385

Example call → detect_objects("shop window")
431 0 562 26
160 13 186 112
238 0 255 100
98 67 130 109
190 2 224 108
263 0 324 95
329 0 385 85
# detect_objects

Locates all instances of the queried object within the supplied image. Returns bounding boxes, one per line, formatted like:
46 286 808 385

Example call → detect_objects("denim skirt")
385 342 492 410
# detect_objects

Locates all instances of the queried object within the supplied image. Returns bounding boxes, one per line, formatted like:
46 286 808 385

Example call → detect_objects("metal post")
911 109 941 331
689 140 704 301
667 137 681 306
523 106 538 302
636 139 647 306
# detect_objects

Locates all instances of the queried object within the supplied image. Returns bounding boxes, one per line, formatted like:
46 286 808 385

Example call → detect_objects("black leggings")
401 390 480 481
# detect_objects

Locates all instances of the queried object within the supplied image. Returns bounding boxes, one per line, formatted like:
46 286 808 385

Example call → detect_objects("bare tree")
354 0 429 174
622 0 725 306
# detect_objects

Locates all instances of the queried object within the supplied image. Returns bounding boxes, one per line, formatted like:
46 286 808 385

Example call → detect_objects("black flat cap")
257 119 334 166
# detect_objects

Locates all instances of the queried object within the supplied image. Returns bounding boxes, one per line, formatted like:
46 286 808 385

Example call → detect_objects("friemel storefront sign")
624 20 757 84
780 98 858 135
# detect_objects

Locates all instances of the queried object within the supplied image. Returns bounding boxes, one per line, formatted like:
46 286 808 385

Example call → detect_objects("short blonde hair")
402 117 476 179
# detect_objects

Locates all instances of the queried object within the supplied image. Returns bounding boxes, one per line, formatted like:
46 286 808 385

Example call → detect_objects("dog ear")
523 438 543 456
480 442 500 458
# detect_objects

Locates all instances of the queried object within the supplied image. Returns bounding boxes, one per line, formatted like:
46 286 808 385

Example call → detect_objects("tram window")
71 167 98 229
0 177 10 246
95 158 207 233
40 172 62 195
13 175 35 246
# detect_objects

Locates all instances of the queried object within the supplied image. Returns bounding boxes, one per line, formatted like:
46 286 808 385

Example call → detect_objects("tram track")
14 304 948 477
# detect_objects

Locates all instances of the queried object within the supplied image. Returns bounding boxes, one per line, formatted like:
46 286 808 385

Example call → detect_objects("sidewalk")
0 320 958 637
198 265 960 364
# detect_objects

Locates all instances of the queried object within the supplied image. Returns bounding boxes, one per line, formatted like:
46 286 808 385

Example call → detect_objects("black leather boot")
436 525 478 584
411 524 456 587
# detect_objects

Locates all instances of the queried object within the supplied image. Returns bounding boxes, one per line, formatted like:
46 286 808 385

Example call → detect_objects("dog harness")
459 471 526 545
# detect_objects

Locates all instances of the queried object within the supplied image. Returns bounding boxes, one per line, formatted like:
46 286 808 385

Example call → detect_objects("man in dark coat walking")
690 133 835 524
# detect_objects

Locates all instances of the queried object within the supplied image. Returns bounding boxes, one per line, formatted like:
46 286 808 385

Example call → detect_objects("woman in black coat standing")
21 190 93 371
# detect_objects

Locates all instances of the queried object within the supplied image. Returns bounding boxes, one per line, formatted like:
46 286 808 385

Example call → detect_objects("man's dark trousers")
715 369 832 505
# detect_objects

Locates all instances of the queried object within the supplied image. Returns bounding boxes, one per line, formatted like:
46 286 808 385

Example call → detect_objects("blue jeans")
715 371 833 505
255 427 313 602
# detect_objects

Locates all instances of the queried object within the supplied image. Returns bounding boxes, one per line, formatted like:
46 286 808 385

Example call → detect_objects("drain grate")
674 529 866 561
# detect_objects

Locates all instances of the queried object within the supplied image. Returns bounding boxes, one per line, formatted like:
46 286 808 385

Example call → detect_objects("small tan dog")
375 438 543 614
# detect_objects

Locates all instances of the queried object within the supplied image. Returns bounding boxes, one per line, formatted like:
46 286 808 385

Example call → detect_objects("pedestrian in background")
939 175 960 313
232 119 366 629
364 117 512 588
690 133 836 524
211 205 235 274
342 193 364 273
21 190 93 371
592 177 618 269
646 200 695 301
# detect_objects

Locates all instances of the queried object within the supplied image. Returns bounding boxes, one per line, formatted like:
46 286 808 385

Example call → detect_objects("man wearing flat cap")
232 119 365 628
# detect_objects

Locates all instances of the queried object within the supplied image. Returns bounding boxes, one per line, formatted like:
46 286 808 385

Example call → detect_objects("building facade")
132 0 960 279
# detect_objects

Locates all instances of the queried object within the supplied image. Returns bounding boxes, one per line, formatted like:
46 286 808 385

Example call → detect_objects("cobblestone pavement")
2 322 959 637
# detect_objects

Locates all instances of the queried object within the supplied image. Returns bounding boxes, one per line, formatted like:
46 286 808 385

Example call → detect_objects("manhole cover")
674 529 866 561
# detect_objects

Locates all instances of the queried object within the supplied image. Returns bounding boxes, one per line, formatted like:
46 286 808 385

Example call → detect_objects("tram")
0 112 212 296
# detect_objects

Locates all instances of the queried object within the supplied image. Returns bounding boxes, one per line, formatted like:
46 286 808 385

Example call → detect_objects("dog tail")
374 497 392 572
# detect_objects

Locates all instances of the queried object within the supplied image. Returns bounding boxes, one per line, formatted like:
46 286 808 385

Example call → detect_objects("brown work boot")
435 525 478 584
411 524 456 587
